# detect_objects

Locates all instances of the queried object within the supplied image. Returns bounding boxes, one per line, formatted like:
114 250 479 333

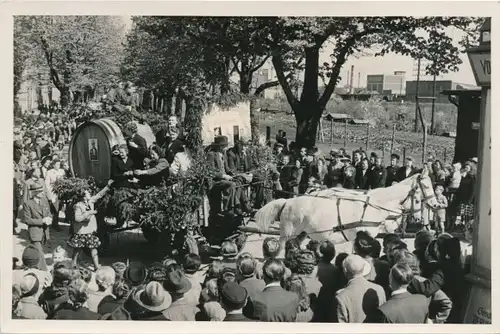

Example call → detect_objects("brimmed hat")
220 282 247 310
212 136 229 147
101 306 131 320
220 241 239 258
275 142 284 148
340 155 351 162
124 262 148 287
22 245 40 267
391 153 400 160
29 183 44 193
163 270 192 294
306 148 316 156
471 157 478 164
133 281 172 312
20 273 40 298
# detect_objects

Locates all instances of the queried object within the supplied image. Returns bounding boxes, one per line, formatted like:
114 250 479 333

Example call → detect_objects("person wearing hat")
335 254 386 323
220 281 253 321
385 153 400 187
206 135 238 217
396 156 418 182
100 306 132 320
324 150 343 188
298 148 318 194
17 273 47 319
13 245 52 298
38 260 77 318
162 269 200 321
130 281 171 320
354 158 371 190
53 278 101 320
156 115 186 164
124 262 148 288
23 183 52 271
110 144 136 188
368 154 387 189
294 250 322 299
339 156 356 189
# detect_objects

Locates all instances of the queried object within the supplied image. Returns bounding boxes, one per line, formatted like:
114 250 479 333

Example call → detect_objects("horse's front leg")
278 234 287 258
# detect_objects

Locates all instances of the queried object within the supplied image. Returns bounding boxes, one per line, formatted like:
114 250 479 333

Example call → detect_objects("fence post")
391 124 396 156
422 124 428 166
444 148 447 163
344 119 348 148
365 123 370 151
330 119 334 145
266 126 271 147
403 147 406 162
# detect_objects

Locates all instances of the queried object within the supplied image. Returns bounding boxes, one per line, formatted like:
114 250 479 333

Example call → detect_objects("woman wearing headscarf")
454 161 476 228
134 145 169 186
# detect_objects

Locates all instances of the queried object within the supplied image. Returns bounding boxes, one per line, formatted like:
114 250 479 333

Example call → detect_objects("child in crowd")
51 246 68 265
434 185 448 235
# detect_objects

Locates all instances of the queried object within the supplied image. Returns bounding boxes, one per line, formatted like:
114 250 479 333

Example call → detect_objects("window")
233 125 240 143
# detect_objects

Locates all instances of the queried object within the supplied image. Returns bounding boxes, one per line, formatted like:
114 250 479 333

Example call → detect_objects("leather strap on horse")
359 196 370 224
334 196 380 242
336 198 349 242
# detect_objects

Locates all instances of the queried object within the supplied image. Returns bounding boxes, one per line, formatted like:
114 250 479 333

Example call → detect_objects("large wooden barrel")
69 118 155 186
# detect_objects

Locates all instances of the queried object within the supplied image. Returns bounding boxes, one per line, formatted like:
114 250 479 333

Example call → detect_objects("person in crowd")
353 231 391 296
169 139 192 178
275 130 288 150
288 158 303 197
110 144 136 188
355 158 370 190
352 150 363 171
299 149 317 194
100 307 132 321
245 259 299 322
13 245 52 298
396 156 418 182
368 263 429 323
13 177 22 235
255 237 292 280
123 122 147 170
182 254 203 306
157 115 185 162
87 266 116 312
45 159 66 231
201 300 226 321
130 281 171 320
293 250 321 301
68 183 112 269
219 281 253 322
413 229 434 269
379 234 400 262
340 156 356 189
272 142 286 168
283 274 313 322
334 254 386 323
236 255 265 302
315 158 328 185
393 249 452 324
52 279 100 320
162 269 200 321
23 183 52 271
433 184 448 234
17 273 47 319
40 156 52 180
206 136 239 217
369 155 387 189
111 262 127 281
124 262 149 288
454 161 476 228
324 150 343 188
431 160 446 186
12 285 22 319
134 145 169 186
277 155 293 197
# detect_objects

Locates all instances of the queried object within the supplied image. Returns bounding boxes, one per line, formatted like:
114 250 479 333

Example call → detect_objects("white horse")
254 170 438 251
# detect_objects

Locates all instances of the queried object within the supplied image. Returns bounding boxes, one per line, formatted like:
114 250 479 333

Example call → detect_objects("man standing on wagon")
206 136 238 217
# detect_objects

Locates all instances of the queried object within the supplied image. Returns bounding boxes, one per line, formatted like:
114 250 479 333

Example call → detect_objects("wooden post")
422 124 428 166
365 123 370 151
444 148 447 163
403 147 406 162
266 126 271 146
344 119 348 148
330 119 334 145
390 124 396 156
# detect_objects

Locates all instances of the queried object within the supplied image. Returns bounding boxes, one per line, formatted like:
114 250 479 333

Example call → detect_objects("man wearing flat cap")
221 282 254 321
385 153 400 187
206 136 239 217
123 121 147 170
325 150 343 188
23 183 52 271
299 148 318 194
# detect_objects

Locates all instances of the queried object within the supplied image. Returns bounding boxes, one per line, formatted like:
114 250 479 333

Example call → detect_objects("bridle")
398 175 435 218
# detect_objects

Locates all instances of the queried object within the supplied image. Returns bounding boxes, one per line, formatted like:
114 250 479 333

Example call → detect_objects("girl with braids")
67 181 113 269
52 279 100 320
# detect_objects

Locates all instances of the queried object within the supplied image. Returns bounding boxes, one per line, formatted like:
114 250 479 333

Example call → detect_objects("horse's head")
399 169 438 223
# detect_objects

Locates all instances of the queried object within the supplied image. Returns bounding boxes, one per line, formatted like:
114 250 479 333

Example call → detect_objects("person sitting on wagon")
134 145 169 186
206 136 238 217
123 122 147 171
110 144 137 188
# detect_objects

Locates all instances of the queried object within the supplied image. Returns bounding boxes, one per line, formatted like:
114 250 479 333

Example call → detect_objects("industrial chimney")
350 65 354 93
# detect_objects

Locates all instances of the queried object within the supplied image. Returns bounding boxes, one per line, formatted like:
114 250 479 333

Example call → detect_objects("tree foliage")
14 16 126 106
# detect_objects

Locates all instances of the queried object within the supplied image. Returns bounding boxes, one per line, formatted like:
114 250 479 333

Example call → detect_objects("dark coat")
52 306 100 320
355 169 371 190
227 149 252 174
239 277 265 302
142 158 169 185
97 295 126 316
110 156 135 187
244 285 299 322
396 166 418 182
456 173 476 204
162 137 185 164
23 197 51 243
385 165 399 186
371 292 429 323
224 313 255 322
206 150 230 180
128 133 148 170
369 166 387 189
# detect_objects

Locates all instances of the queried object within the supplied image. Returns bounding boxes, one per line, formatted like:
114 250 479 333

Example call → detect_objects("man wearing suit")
111 145 136 188
335 255 386 323
369 155 387 189
396 156 418 182
355 159 371 190
23 183 52 271
244 259 299 322
369 263 429 323
206 136 238 217
124 122 148 170
158 115 185 164
385 153 400 187
221 282 255 322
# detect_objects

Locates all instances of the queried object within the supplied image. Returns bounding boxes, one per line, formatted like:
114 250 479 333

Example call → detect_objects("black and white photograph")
4 3 495 332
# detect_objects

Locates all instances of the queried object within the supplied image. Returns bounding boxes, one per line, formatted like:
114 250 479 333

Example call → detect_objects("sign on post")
468 52 491 86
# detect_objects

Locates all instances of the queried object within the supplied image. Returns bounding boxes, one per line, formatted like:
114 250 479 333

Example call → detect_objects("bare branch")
231 57 242 75
249 55 271 74
272 55 299 110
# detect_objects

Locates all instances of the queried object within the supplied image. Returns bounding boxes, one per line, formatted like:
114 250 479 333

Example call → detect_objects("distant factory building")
366 71 406 95
405 80 480 103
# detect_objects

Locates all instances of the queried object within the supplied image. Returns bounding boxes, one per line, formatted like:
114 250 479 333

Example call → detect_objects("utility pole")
349 65 355 93
414 58 421 133
357 72 361 89
431 72 437 134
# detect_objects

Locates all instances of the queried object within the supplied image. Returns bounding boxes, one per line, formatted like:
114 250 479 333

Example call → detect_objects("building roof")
441 89 482 96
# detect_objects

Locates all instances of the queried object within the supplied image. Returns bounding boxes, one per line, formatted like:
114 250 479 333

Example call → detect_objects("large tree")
268 17 484 148
15 16 126 107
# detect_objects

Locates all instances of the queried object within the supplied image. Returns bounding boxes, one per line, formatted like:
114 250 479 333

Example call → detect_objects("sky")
121 16 476 87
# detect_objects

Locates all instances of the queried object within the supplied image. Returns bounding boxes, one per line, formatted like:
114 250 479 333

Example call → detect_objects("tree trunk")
250 96 260 143
60 87 70 108
294 103 322 149
183 96 203 152
165 92 174 115
142 90 152 111
174 92 183 118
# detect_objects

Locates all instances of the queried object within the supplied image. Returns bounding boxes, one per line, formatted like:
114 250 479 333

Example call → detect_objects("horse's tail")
254 198 288 233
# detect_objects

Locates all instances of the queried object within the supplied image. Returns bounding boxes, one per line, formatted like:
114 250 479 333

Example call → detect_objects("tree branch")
40 35 62 90
231 57 242 75
254 79 279 97
272 55 299 110
249 55 271 74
